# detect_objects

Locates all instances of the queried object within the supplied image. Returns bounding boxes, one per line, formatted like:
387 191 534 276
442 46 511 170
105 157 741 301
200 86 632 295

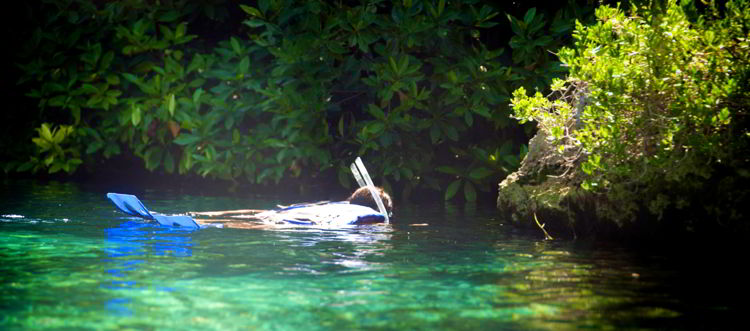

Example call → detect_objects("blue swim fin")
106 193 200 229
106 193 153 219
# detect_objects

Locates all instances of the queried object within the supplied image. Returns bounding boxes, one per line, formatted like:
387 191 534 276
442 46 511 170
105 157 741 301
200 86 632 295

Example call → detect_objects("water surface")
0 180 742 330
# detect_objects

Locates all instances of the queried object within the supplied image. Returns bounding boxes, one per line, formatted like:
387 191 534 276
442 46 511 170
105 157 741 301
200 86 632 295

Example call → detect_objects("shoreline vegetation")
6 0 569 201
501 0 749 240
4 1 748 241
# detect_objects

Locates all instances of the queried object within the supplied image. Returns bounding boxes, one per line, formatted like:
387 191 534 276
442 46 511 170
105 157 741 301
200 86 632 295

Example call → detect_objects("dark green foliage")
9 0 590 200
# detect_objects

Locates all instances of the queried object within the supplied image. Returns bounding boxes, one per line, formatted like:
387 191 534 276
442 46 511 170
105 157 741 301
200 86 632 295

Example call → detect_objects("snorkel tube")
350 157 390 224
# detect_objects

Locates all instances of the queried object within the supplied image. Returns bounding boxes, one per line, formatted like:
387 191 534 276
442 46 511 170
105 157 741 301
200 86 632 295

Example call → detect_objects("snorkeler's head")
347 186 393 217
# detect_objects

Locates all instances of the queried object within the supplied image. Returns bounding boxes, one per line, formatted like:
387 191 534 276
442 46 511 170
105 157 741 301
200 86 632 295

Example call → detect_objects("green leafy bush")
511 0 749 217
11 0 591 200
20 123 81 174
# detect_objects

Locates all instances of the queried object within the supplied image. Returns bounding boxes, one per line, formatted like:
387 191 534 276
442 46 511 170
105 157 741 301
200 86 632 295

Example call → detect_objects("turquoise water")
0 180 741 330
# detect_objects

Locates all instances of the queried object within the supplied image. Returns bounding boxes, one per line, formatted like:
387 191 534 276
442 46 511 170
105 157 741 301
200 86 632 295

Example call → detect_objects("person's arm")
188 209 266 217
193 217 280 230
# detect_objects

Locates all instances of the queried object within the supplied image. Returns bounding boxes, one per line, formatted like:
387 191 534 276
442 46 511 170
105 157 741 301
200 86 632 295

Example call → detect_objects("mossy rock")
497 131 631 240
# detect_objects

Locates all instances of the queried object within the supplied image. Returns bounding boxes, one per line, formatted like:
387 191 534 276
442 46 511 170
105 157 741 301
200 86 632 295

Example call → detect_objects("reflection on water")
102 220 196 316
0 180 744 330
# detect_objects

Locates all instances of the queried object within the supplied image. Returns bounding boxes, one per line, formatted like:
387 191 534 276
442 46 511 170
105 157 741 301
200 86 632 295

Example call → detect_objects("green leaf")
144 146 164 171
32 137 50 150
581 160 594 175
230 37 242 55
17 161 35 172
39 124 53 142
389 57 399 74
49 163 62 174
66 159 82 173
175 22 187 39
477 21 499 28
106 75 120 85
398 56 409 74
464 111 473 126
717 107 731 125
239 56 250 73
187 54 204 73
327 42 347 54
173 133 201 145
193 88 204 105
224 116 235 130
52 126 67 144
507 14 522 36
100 51 114 71
468 167 493 180
159 25 175 41
436 166 460 175
86 141 103 154
523 8 536 25
71 107 81 125
240 5 262 18
367 104 386 120
473 106 491 118
426 1 438 17
80 84 98 95
159 10 181 22
122 73 140 84
464 181 477 201
502 154 518 167
443 125 459 141
258 0 271 14
167 94 176 117
243 18 265 28
444 179 462 200
131 106 142 126
232 128 241 144
366 122 385 135
151 66 166 76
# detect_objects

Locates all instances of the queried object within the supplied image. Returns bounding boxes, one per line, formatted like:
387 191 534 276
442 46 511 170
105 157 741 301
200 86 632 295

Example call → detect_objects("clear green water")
0 180 742 330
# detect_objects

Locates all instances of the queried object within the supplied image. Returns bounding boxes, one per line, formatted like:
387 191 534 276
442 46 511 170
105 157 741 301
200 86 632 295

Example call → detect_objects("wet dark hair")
346 186 393 216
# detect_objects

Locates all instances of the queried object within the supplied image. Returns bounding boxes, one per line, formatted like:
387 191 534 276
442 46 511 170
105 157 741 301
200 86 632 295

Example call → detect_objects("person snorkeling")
188 185 393 227
106 158 392 229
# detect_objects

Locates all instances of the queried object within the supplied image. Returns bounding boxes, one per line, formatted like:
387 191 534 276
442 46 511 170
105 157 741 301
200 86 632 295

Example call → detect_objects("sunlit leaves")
25 123 80 174
510 0 750 201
